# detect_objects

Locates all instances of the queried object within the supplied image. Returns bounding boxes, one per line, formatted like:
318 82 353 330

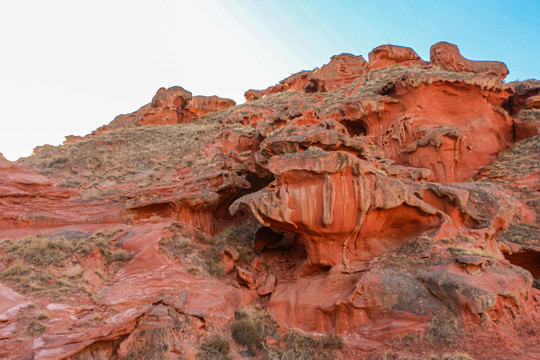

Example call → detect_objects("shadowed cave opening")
504 251 540 279
340 120 368 137
254 226 307 262
215 173 275 224
124 173 275 232
304 79 325 93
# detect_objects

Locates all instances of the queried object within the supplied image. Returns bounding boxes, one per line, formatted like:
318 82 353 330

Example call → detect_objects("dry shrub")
203 247 224 277
230 307 279 357
281 331 317 360
199 334 231 360
321 333 343 349
159 222 195 259
159 235 194 258
26 321 47 336
231 318 261 349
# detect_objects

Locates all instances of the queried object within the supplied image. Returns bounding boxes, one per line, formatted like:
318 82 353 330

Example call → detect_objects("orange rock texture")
0 42 539 359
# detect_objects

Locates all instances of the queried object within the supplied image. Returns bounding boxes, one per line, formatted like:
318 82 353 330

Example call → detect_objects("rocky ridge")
0 42 539 360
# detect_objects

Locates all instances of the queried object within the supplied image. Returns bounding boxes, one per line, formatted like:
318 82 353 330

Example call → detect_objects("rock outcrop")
430 41 509 80
93 86 236 134
0 42 538 360
368 44 427 70
244 53 369 101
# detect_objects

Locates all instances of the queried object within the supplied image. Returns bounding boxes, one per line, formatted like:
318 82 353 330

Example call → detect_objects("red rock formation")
306 53 368 92
231 118 520 272
430 41 509 80
187 95 236 117
508 79 540 113
94 86 235 134
368 44 427 70
244 53 368 101
0 42 539 360
507 80 540 140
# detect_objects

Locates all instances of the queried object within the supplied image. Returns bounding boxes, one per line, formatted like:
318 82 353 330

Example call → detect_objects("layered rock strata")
0 42 538 360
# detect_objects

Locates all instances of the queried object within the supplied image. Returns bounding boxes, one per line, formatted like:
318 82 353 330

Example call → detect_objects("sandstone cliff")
0 42 538 360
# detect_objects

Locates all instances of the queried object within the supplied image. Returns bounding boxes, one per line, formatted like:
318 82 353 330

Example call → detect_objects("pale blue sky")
0 0 538 160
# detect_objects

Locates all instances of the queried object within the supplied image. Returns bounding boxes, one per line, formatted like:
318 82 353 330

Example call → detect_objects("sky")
0 0 538 161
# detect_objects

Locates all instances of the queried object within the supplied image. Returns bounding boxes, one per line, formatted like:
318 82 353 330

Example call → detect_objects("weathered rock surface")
430 41 509 80
0 42 538 360
368 44 427 70
244 53 368 101
92 86 236 134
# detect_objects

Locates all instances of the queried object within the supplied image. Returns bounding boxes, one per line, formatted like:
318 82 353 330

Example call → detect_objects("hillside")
0 42 539 360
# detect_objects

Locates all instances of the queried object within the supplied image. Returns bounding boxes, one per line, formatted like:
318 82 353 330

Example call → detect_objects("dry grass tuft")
441 354 474 360
199 334 232 360
159 223 195 259
320 333 343 349
125 327 172 360
26 321 47 336
203 219 259 277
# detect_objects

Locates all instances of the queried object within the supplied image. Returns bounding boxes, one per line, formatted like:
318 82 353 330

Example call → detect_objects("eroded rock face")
230 41 538 358
188 95 236 117
1 42 539 360
244 53 368 101
94 86 235 134
430 41 509 80
507 80 540 140
232 146 519 268
368 44 427 70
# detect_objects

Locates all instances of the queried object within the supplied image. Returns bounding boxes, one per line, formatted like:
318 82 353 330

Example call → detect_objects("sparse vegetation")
159 228 195 259
199 334 232 360
22 122 246 200
205 249 225 276
26 321 47 336
320 333 343 349
275 331 343 360
230 307 343 359
424 311 461 347
448 246 497 258
0 229 132 302
158 220 260 277
230 307 279 357
441 354 474 360
0 229 130 266
78 314 104 328
36 310 49 320
125 327 171 360
231 317 261 351
280 331 318 360
13 304 49 338
203 219 259 277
